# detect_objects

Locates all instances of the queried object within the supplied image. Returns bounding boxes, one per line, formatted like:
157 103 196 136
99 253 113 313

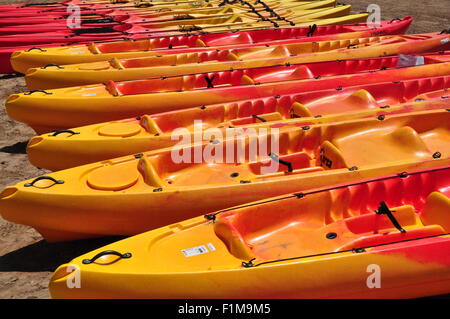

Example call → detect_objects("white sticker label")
82 93 97 97
181 243 216 257
396 54 425 68
70 51 85 55
441 38 450 44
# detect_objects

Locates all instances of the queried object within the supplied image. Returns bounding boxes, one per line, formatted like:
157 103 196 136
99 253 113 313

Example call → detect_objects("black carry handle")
24 176 64 187
73 27 120 35
81 18 117 24
49 130 80 137
82 250 132 264
252 114 267 122
376 201 407 233
23 89 52 95
41 64 64 69
388 17 402 23
307 24 317 37
25 47 47 52
269 153 293 172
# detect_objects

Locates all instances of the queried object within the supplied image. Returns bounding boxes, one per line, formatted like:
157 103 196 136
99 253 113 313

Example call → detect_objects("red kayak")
0 17 412 74
0 0 137 11
0 14 131 36
0 9 132 27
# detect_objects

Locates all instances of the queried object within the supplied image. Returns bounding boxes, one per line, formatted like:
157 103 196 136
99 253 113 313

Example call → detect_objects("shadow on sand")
0 236 127 272
0 141 29 154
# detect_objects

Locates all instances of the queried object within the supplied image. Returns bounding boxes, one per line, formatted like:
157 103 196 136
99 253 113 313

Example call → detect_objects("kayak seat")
268 45 291 58
253 66 315 83
337 225 445 251
330 89 379 112
87 42 101 55
105 80 121 96
421 192 450 232
414 89 450 100
77 61 111 71
418 127 450 156
424 55 450 63
240 75 254 85
110 57 125 70
214 219 255 261
140 115 163 135
95 39 151 54
226 52 240 61
138 157 166 188
195 39 207 47
290 102 313 118
292 89 379 118
217 195 447 261
320 126 433 168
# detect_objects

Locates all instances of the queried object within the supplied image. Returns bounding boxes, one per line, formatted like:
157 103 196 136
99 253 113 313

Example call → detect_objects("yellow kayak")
49 165 450 298
1 110 449 242
26 77 450 171
7 54 450 135
23 32 450 89
9 12 375 73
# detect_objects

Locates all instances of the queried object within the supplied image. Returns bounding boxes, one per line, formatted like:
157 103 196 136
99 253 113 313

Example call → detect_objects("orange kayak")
49 165 450 298
24 32 449 89
1 110 449 242
7 53 450 134
10 16 412 73
26 75 450 171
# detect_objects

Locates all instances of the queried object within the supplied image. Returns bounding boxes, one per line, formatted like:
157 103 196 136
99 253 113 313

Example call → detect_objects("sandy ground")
0 0 449 299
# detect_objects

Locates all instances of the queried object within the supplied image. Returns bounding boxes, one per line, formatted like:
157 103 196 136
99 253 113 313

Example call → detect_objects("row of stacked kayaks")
1 0 450 298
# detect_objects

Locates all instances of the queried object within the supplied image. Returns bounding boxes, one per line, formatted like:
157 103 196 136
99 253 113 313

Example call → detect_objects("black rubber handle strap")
388 17 402 23
307 24 317 37
252 114 267 122
49 130 80 137
81 18 116 24
376 201 407 233
204 75 216 88
269 152 293 172
24 176 64 187
25 47 47 52
179 26 203 32
73 27 119 35
82 250 132 264
24 90 52 95
440 28 450 34
41 64 64 69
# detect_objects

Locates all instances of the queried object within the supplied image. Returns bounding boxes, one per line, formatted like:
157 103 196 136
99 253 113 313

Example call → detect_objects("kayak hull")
8 16 410 74
26 74 450 171
1 110 449 241
48 165 450 298
7 57 450 134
